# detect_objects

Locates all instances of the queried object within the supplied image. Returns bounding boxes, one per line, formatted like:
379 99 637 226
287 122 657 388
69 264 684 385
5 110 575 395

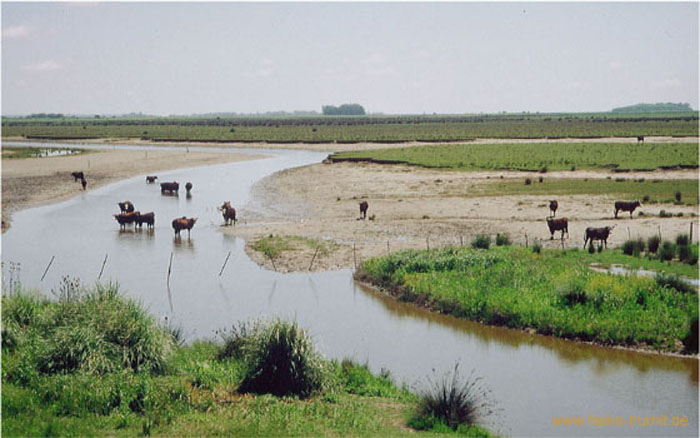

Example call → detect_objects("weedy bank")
356 246 698 354
2 283 493 437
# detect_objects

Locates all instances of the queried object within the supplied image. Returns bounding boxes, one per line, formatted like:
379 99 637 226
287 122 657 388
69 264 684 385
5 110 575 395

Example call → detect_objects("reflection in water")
268 280 277 306
357 282 699 380
173 236 195 252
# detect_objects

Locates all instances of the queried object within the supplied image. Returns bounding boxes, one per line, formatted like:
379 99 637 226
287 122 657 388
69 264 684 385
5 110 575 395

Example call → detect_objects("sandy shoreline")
1 146 268 232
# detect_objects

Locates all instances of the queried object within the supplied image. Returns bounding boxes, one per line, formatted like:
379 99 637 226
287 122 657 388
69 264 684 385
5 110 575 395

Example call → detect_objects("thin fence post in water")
353 243 357 270
40 256 55 282
268 252 277 271
98 254 108 280
219 251 231 277
166 252 174 313
308 246 320 271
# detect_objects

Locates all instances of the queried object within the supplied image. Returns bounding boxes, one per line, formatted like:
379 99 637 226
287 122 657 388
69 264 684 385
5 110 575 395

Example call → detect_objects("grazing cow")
219 201 237 226
114 211 140 230
172 217 197 237
549 200 558 217
118 201 135 213
135 212 155 229
614 200 641 219
185 182 193 195
160 181 179 194
71 171 84 182
359 201 369 219
546 217 569 240
146 176 158 183
584 226 615 249
637 135 645 143
81 178 87 190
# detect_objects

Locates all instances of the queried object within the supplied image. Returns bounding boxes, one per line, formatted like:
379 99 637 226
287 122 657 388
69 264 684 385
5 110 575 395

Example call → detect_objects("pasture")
330 142 699 171
2 112 698 142
356 245 698 353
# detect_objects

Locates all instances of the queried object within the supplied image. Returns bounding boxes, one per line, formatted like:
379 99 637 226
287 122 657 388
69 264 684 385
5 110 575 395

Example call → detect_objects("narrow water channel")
2 142 697 437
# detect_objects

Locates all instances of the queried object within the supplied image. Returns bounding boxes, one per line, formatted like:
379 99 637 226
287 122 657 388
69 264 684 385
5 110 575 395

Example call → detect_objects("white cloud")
23 61 63 72
361 53 396 77
2 25 30 40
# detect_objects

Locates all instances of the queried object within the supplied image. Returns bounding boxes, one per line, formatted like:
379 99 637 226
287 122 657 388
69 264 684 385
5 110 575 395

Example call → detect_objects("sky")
1 1 698 116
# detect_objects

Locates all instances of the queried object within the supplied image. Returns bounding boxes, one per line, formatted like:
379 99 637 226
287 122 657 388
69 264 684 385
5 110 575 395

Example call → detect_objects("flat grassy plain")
2 113 698 142
471 178 699 206
356 246 698 353
331 142 699 171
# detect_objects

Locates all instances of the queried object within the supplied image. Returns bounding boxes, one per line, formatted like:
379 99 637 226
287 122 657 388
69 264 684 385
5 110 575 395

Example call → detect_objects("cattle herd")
65 171 239 237
545 199 642 249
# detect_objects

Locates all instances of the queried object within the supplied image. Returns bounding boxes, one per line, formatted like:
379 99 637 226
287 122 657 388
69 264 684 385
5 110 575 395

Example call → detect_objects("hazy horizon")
2 2 698 116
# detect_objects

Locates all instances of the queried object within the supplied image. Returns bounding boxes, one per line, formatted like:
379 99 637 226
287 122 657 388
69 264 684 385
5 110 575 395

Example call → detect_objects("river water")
2 142 697 437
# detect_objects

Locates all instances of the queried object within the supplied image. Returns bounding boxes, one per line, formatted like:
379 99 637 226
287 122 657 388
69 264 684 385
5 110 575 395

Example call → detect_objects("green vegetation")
2 283 493 436
612 103 694 113
356 246 698 353
251 235 338 259
322 103 366 116
472 178 698 205
331 142 699 172
3 112 697 142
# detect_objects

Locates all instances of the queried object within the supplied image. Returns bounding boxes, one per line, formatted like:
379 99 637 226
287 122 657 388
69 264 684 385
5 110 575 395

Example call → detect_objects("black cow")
135 212 155 229
614 200 641 219
146 176 158 183
584 226 615 249
114 211 140 230
546 217 568 240
549 200 558 217
359 201 369 219
71 171 84 182
172 216 197 237
637 135 645 143
161 181 179 194
118 201 135 213
81 178 87 190
185 182 193 195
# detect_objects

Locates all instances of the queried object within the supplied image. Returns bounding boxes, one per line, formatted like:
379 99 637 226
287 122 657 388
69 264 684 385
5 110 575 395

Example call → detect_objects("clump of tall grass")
655 273 696 294
237 319 327 399
495 233 511 247
647 235 661 254
471 234 491 250
658 241 676 261
533 241 542 254
676 234 690 246
683 316 698 354
621 238 645 257
409 363 495 433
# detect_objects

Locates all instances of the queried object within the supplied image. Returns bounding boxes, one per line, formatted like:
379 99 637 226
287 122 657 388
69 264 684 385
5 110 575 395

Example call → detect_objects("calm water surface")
2 143 697 437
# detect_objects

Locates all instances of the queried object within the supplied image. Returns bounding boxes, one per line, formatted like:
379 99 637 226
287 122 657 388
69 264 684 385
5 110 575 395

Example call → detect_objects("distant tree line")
322 104 366 116
27 113 64 119
612 103 694 113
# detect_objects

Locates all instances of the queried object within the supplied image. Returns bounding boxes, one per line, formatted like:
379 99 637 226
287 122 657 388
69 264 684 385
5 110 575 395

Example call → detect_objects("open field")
330 142 699 171
3 112 698 143
355 246 698 354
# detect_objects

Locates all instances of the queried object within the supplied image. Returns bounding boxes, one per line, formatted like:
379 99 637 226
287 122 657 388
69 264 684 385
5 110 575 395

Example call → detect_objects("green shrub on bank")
471 234 491 250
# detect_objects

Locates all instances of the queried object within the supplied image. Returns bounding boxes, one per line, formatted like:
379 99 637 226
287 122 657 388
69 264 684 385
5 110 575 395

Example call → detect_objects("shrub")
217 321 254 360
621 238 645 257
677 245 691 263
647 235 661 254
533 241 542 254
524 178 532 185
658 241 676 261
558 276 588 306
675 191 682 203
411 364 495 432
238 319 327 399
659 210 672 218
676 234 690 246
471 234 491 250
683 316 698 354
655 273 695 294
642 195 650 202
495 233 511 246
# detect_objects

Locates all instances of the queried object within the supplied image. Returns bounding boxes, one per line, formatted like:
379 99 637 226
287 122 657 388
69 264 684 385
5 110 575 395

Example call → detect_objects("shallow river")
2 142 697 437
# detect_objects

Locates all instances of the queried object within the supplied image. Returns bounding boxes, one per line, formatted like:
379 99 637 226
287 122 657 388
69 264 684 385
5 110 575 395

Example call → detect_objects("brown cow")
135 212 155 229
71 171 84 182
146 176 158 183
185 182 193 195
584 225 615 249
118 201 135 213
114 211 140 230
219 202 237 226
546 217 568 240
614 200 641 219
549 200 558 217
161 181 179 194
359 201 369 219
172 216 197 237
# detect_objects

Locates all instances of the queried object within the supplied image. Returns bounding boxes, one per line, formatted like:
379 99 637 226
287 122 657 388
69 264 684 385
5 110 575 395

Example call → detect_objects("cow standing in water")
185 182 193 196
161 181 179 194
146 176 158 183
219 202 237 226
614 200 641 219
114 211 140 230
549 200 558 217
172 217 197 237
546 217 568 240
359 201 369 219
118 201 135 213
135 212 155 229
71 171 84 182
